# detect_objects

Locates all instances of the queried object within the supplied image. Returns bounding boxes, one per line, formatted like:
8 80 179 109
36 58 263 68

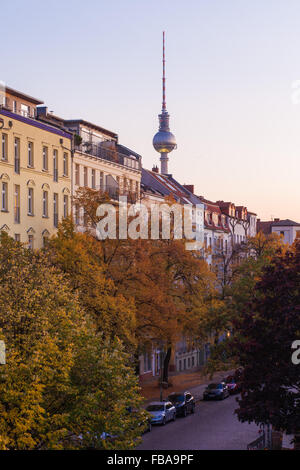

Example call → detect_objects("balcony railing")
76 141 141 171
0 103 36 119
104 186 138 203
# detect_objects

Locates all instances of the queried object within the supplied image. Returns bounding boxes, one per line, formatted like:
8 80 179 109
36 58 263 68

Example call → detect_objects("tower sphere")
153 129 177 153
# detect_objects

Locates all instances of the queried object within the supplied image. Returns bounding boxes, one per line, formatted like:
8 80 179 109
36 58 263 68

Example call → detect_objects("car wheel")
162 417 166 426
191 404 195 414
183 408 187 417
148 423 152 432
173 412 176 421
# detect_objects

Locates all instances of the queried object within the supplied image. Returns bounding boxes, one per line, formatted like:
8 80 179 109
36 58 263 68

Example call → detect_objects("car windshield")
169 394 184 402
208 383 218 389
146 405 164 412
208 383 222 389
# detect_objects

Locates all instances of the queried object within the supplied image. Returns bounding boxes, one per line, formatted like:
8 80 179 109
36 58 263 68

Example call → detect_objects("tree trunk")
162 346 172 383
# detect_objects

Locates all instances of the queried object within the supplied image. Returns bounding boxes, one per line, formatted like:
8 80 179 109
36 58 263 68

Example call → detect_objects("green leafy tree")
0 233 144 449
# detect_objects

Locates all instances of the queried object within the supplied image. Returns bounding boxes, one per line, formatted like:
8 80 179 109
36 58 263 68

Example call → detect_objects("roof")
257 221 273 234
5 86 43 105
0 108 72 140
116 143 141 161
142 169 204 206
271 219 300 227
64 119 117 140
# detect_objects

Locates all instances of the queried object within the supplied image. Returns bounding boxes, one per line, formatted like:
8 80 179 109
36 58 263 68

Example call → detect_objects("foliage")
0 233 143 449
45 218 137 352
231 240 300 433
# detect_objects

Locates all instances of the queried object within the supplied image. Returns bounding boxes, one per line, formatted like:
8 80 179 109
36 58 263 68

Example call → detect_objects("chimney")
152 165 159 173
183 184 194 194
274 218 280 222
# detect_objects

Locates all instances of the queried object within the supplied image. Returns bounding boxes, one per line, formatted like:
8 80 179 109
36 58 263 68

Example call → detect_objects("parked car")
167 391 195 417
203 382 230 400
146 401 176 425
223 375 240 394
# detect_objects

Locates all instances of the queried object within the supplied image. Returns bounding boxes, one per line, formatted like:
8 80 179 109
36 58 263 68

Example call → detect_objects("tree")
0 233 144 449
45 218 137 353
231 240 300 435
203 232 287 373
69 188 215 383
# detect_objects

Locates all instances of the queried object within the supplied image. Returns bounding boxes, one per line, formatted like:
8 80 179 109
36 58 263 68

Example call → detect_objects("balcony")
0 103 36 120
75 141 141 171
104 185 138 203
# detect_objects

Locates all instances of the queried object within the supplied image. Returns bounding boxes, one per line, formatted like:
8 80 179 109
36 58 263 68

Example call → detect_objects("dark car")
223 375 239 394
203 382 230 400
167 391 195 417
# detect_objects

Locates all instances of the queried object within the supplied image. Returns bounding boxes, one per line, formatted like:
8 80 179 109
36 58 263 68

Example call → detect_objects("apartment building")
36 109 142 227
0 87 72 248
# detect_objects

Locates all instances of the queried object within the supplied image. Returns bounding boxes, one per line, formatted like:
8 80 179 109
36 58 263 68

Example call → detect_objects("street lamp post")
159 348 165 402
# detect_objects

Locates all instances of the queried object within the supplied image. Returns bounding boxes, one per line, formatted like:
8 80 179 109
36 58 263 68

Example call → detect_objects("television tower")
153 31 177 175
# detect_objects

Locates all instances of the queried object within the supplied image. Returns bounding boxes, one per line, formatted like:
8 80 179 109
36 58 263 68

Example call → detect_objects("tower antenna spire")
162 30 166 112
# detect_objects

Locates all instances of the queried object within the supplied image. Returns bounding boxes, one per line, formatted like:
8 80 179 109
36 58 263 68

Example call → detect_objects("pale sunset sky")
1 0 300 220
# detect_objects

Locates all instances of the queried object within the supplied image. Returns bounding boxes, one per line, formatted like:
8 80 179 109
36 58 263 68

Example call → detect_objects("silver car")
146 401 176 425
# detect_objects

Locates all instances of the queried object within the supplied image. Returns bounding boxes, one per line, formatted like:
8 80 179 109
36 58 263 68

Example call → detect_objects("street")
138 394 259 450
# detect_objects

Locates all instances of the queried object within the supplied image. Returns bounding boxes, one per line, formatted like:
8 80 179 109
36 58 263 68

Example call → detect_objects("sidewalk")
140 368 235 404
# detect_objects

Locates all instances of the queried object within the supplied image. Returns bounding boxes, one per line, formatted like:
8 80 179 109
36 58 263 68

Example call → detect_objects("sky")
1 0 300 220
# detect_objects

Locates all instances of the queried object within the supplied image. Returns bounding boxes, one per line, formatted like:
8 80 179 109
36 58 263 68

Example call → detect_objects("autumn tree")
0 233 144 449
45 218 136 353
69 187 215 383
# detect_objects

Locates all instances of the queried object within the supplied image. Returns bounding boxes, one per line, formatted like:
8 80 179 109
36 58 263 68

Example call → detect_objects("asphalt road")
137 394 259 450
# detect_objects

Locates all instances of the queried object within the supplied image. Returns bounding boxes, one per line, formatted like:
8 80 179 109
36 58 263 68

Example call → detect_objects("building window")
91 169 96 189
42 191 48 218
75 164 80 186
28 141 34 167
1 182 8 211
21 104 30 117
43 147 48 171
28 234 34 249
75 204 80 225
143 353 152 373
100 172 104 191
63 152 68 176
15 233 20 242
53 193 58 227
53 150 58 182
1 134 8 161
28 188 34 215
63 195 68 218
14 138 20 174
14 185 20 223
84 166 88 187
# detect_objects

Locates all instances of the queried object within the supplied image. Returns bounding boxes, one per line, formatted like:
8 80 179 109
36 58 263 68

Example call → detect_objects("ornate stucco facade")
0 88 72 248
